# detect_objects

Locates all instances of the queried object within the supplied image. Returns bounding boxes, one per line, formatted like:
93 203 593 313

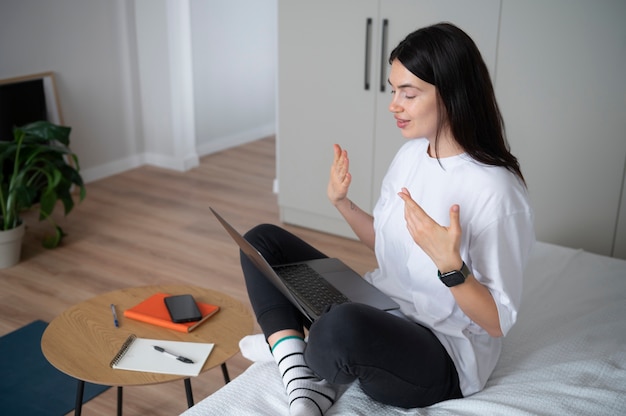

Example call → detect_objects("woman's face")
388 59 441 141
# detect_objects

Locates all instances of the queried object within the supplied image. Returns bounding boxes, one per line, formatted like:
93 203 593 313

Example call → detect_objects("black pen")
110 303 119 328
153 345 194 364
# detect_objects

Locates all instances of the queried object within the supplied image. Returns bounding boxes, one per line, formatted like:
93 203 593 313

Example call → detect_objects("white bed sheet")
182 242 626 415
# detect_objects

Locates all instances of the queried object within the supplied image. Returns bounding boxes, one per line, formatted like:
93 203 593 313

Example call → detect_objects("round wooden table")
41 285 253 415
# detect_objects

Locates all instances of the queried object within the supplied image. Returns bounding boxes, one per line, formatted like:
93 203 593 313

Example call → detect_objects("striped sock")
272 336 336 416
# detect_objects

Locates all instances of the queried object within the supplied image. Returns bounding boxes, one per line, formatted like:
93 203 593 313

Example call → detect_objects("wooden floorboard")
0 136 377 415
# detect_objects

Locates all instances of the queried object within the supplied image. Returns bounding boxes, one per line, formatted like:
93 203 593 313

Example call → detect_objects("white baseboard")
143 152 200 172
80 123 276 184
196 123 275 157
80 154 144 184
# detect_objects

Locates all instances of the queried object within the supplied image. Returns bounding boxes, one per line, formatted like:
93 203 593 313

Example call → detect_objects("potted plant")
0 120 86 268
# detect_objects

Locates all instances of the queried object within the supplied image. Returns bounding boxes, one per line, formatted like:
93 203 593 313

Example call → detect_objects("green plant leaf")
39 188 58 220
42 225 65 249
21 121 72 146
1 120 85 250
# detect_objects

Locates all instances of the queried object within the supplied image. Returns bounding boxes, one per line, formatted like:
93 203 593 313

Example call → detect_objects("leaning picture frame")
0 71 64 141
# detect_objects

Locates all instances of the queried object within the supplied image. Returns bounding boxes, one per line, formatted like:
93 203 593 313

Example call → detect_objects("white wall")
0 0 277 183
191 0 277 156
0 0 143 181
134 0 199 172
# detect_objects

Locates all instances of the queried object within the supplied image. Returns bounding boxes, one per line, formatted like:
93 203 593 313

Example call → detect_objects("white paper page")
111 336 214 377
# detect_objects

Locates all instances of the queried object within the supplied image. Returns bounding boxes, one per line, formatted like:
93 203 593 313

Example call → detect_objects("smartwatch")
438 262 471 287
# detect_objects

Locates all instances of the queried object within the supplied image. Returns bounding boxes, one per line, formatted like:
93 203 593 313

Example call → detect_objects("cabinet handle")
379 19 389 92
364 18 372 90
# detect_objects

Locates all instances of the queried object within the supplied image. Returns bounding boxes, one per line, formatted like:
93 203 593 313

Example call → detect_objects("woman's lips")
395 117 409 129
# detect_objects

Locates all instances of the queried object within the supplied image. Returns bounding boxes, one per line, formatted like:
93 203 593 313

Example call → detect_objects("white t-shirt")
364 138 535 396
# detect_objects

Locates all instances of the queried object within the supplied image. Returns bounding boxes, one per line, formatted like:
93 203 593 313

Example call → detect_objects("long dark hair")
389 23 525 184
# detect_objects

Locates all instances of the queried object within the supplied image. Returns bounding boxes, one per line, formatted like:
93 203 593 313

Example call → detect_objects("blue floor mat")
0 320 110 416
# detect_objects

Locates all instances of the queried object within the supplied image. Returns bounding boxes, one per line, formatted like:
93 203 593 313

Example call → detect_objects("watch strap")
438 262 471 287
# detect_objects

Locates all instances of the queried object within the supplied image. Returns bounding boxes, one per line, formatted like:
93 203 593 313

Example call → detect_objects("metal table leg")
75 380 123 415
117 386 123 416
221 363 231 383
75 365 230 413
184 378 194 408
74 379 85 416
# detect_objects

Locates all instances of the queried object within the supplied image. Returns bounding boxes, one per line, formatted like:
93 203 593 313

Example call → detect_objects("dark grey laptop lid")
210 207 400 320
209 208 309 316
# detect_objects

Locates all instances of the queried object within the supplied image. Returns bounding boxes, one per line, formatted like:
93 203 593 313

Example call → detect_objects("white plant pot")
0 222 26 269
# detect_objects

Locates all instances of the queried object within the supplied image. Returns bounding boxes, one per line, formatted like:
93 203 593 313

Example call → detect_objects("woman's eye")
390 90 415 99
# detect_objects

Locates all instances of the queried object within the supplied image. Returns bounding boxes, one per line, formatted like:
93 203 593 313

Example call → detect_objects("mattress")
181 242 626 415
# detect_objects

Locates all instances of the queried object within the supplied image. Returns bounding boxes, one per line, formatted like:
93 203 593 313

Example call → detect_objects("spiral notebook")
109 334 214 377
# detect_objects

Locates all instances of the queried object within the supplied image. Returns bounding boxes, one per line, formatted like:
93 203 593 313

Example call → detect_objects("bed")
181 242 626 415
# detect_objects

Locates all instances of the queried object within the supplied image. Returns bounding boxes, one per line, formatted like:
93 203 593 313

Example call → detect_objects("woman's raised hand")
327 144 352 206
397 187 463 272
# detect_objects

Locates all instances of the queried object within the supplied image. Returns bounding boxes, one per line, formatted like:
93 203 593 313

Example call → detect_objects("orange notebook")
124 293 219 333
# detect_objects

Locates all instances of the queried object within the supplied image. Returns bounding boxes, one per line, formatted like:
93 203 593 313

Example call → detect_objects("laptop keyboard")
274 263 349 317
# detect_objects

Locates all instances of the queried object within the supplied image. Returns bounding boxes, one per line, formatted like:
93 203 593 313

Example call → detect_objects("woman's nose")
389 99 401 113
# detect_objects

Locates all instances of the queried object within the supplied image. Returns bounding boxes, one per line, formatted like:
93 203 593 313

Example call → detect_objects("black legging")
241 224 463 408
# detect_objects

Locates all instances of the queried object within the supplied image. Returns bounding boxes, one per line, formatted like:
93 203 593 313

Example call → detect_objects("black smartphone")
164 294 202 323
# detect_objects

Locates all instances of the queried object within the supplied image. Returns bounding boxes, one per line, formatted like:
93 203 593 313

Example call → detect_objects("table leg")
221 363 231 383
74 379 84 416
184 378 194 408
117 386 123 416
182 363 230 409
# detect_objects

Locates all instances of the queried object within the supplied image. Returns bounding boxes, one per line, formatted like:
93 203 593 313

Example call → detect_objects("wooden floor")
0 136 377 415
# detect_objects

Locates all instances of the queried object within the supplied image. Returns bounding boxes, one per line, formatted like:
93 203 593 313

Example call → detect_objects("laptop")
210 207 401 322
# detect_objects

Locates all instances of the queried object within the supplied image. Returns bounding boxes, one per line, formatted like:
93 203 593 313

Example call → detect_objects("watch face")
440 271 466 287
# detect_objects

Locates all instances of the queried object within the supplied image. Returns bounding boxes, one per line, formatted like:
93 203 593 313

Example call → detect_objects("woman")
241 22 534 415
